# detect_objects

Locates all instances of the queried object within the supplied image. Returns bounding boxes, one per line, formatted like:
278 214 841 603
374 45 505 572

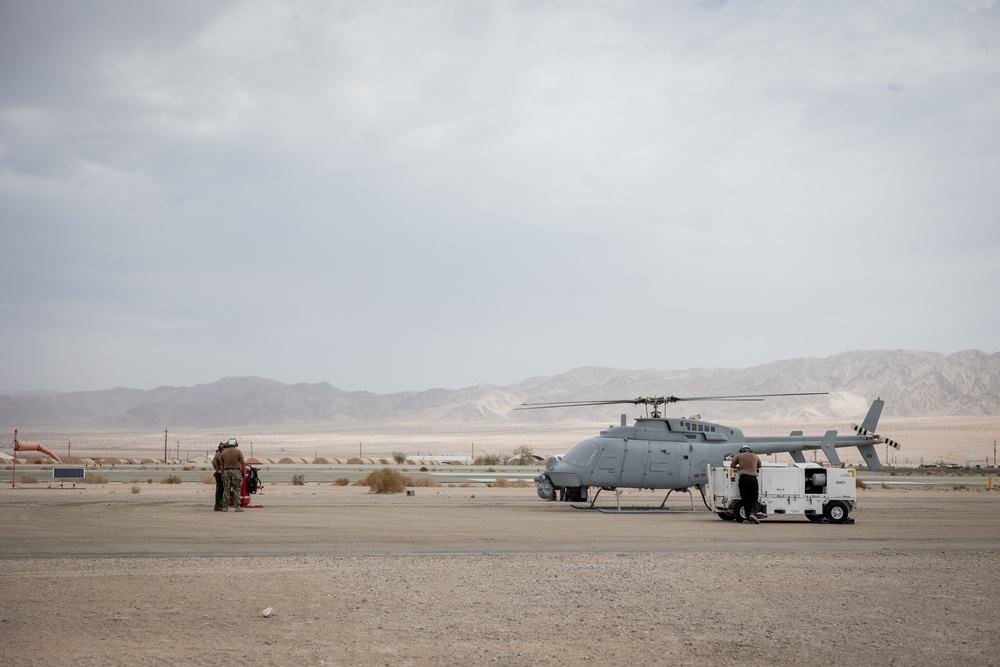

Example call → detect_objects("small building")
966 460 989 469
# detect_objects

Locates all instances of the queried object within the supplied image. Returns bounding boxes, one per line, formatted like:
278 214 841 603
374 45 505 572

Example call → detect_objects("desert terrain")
9 415 1000 466
2 477 999 666
2 418 999 666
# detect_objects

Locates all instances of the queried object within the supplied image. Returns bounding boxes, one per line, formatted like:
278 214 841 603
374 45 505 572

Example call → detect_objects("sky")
1 0 998 394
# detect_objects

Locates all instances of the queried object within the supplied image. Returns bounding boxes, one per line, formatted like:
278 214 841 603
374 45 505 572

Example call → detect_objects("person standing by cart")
731 445 762 524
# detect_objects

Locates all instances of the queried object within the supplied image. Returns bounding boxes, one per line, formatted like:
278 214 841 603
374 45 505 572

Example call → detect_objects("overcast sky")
1 1 998 394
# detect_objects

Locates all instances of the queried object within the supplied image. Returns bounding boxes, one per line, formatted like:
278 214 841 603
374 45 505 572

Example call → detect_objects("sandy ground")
1 481 999 666
13 416 1000 467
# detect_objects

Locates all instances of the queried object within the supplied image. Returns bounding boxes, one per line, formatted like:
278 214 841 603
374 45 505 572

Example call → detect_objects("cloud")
1 0 998 393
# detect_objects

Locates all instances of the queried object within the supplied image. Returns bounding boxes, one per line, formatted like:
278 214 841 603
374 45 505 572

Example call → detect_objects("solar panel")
53 468 85 479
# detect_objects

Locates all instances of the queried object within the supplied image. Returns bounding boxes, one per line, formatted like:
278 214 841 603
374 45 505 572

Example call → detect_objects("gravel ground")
2 483 998 666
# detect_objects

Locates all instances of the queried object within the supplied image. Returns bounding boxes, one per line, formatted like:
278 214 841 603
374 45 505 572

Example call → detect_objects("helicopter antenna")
516 392 829 419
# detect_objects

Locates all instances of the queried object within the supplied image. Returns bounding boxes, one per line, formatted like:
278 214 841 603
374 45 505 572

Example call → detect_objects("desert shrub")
362 468 407 494
953 484 967 491
333 478 351 486
491 478 530 488
856 479 869 489
161 475 182 484
392 451 407 464
147 478 154 484
201 473 215 484
83 473 108 484
131 485 141 494
411 476 438 487
419 466 428 472
18 473 39 484
182 466 194 471
347 457 364 465
511 445 536 465
474 454 502 466
292 474 306 485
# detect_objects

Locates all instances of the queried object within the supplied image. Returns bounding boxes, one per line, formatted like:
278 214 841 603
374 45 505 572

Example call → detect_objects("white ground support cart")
707 463 857 524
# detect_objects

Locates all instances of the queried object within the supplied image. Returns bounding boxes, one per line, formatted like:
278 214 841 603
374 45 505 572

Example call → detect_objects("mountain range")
1 349 997 428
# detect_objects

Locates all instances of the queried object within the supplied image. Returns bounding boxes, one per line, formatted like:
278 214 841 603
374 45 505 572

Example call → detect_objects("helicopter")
519 393 900 510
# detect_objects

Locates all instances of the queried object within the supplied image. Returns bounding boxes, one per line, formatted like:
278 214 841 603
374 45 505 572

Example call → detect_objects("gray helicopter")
521 393 900 508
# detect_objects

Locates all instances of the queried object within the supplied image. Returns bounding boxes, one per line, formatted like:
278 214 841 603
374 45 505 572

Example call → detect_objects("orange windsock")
14 441 62 463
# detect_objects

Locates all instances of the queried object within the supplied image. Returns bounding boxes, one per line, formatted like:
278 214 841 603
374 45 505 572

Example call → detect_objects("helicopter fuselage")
539 418 741 498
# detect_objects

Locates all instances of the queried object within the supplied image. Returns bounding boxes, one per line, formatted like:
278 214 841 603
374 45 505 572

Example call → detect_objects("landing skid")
571 487 700 514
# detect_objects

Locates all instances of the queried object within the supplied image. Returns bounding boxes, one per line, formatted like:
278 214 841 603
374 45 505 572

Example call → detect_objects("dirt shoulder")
2 484 998 666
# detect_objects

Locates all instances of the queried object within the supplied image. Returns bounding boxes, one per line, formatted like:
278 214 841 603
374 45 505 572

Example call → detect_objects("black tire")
718 511 736 521
823 501 850 524
805 513 823 522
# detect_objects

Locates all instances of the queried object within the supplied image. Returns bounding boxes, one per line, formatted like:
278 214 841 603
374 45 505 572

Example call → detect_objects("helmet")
739 445 752 452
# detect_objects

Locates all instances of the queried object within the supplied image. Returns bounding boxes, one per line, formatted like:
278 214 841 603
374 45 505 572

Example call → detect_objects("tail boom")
743 399 899 470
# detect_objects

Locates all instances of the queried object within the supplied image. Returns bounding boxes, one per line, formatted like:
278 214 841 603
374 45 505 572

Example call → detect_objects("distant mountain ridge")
1 350 996 428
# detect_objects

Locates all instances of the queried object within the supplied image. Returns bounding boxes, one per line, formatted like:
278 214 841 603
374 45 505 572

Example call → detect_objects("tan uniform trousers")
222 469 242 508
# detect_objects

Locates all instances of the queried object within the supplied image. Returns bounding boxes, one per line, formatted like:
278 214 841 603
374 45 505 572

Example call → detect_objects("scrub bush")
362 468 407 494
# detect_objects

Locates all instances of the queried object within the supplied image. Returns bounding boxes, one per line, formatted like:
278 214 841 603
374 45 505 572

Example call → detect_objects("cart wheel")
823 501 850 524
717 511 736 521
732 502 748 522
805 513 823 522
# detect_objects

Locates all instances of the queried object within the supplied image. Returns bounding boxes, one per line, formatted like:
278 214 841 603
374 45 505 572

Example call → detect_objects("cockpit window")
563 440 601 469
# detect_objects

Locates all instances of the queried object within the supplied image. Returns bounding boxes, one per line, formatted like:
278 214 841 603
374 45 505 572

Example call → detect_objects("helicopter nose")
535 475 555 500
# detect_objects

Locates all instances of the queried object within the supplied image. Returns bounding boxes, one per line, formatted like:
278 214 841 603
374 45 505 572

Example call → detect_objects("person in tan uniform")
212 443 225 511
219 440 246 512
730 445 762 524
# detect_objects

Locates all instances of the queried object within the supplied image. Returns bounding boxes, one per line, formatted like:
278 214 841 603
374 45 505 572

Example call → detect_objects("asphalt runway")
2 484 998 559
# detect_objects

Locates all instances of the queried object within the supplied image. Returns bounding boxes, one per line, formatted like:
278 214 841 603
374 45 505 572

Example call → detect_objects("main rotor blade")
675 392 829 402
514 400 646 410
516 392 828 410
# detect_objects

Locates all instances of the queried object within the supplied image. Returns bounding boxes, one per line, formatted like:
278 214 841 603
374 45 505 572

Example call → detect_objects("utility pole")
164 428 168 463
